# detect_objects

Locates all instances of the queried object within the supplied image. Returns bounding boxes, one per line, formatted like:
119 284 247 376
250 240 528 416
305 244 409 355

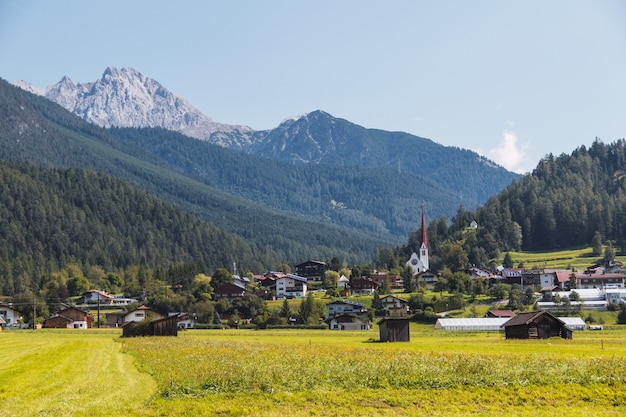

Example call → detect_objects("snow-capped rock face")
16 67 254 143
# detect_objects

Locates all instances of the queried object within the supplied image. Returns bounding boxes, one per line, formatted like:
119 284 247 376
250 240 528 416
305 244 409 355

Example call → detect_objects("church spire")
421 205 428 249
419 205 429 271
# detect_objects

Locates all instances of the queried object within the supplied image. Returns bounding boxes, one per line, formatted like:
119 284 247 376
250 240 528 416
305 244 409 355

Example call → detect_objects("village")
1 250 624 341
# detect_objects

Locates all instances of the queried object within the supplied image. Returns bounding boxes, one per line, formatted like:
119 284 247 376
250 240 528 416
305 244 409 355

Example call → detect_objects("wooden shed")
502 310 572 339
377 317 410 342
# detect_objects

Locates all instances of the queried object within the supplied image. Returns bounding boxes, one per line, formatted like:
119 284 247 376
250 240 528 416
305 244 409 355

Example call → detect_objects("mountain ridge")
14 67 520 207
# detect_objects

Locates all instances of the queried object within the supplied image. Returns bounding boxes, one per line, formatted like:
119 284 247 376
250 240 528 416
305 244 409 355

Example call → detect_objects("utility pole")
97 292 101 329
33 298 36 330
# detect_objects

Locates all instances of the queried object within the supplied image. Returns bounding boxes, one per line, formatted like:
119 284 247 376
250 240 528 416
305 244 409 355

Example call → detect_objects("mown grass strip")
0 330 156 417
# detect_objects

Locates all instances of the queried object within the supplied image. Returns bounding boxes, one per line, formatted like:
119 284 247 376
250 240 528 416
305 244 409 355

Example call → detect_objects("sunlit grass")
2 326 626 416
0 329 156 417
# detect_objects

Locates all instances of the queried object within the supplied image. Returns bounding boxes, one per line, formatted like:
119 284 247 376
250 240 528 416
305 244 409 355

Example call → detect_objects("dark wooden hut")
377 317 410 342
502 310 572 339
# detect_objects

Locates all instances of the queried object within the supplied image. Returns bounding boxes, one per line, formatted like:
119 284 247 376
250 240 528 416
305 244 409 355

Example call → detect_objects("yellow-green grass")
501 246 625 270
2 326 626 416
124 326 626 416
0 329 156 417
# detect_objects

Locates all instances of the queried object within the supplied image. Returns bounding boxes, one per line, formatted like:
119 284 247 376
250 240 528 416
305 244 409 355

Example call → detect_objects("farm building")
435 317 509 331
378 317 410 342
502 311 573 339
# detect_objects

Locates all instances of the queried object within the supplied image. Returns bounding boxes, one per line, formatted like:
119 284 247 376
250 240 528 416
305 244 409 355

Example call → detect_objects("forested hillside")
108 127 456 238
0 161 277 295
0 78 387 268
475 139 626 251
392 139 626 273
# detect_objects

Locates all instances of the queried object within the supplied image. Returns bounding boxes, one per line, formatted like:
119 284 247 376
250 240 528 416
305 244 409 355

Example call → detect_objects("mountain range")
16 67 520 209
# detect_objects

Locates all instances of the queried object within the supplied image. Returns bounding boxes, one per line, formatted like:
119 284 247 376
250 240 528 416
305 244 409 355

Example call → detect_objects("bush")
411 309 439 324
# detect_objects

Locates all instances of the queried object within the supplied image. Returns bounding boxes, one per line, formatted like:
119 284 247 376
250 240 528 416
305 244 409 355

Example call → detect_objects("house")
500 268 523 285
255 271 284 289
486 309 516 318
378 317 410 342
44 306 93 329
214 282 250 300
348 278 379 295
326 300 367 317
379 295 409 316
575 270 626 289
174 312 196 329
122 306 164 324
0 304 21 328
467 266 495 281
501 310 573 339
326 314 371 330
520 269 542 288
276 274 307 298
416 270 438 290
295 260 329 282
232 274 250 288
78 289 114 304
105 311 126 328
368 271 401 288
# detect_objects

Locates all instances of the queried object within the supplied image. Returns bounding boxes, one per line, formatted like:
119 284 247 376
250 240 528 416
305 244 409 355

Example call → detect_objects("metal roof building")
435 317 509 331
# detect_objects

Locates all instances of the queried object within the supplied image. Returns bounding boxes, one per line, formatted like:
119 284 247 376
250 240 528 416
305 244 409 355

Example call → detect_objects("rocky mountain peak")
15 67 254 143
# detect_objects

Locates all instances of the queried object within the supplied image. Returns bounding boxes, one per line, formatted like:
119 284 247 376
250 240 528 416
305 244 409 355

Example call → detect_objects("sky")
0 1 624 174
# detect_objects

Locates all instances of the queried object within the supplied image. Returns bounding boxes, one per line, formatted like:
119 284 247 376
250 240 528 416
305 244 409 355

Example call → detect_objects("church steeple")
419 205 429 271
421 205 428 249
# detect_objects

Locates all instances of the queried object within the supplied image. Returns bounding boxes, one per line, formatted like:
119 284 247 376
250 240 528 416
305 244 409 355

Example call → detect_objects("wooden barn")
122 314 179 337
377 317 410 342
502 310 572 339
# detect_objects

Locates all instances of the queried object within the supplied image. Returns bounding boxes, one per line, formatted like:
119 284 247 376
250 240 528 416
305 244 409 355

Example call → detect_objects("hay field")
1 326 625 416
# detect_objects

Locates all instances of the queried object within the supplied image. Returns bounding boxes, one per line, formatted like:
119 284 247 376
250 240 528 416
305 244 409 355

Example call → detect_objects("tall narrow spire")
421 205 428 248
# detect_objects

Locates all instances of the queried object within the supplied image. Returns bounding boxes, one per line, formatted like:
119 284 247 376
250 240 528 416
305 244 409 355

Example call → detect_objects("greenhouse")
435 318 509 331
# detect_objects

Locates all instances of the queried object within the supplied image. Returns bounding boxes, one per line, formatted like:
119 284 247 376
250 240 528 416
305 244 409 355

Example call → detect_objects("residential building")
348 278 379 295
369 271 401 288
44 306 93 329
78 289 114 304
295 260 329 282
276 274 307 298
0 305 21 328
379 295 409 316
214 283 250 300
326 314 371 330
122 306 164 324
326 300 367 317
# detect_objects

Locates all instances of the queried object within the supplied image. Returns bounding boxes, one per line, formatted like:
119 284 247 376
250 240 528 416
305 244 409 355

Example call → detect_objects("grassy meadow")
1 325 626 416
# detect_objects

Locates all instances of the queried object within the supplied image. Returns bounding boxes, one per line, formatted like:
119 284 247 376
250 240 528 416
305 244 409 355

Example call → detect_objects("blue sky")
1 1 624 174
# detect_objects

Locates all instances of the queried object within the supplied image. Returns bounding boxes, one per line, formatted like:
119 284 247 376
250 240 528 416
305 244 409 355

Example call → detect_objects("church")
405 207 437 289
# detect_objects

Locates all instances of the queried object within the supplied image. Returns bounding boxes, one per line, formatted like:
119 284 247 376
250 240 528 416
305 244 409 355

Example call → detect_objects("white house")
326 314 371 330
379 295 409 316
276 274 308 298
0 305 22 328
122 306 164 324
79 289 114 304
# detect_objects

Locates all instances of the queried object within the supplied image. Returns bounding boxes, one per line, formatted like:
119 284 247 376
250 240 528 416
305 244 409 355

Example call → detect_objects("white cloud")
488 131 531 174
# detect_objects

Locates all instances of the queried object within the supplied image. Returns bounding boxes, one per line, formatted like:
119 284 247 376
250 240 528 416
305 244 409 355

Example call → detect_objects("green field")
501 246 625 270
1 325 625 417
